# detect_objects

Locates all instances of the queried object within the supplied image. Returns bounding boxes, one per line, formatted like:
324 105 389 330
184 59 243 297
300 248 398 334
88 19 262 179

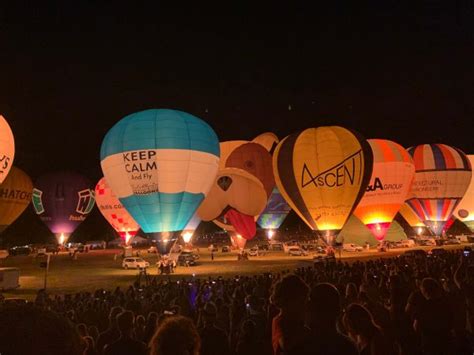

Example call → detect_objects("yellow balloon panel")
274 126 373 233
0 166 33 232
399 203 425 227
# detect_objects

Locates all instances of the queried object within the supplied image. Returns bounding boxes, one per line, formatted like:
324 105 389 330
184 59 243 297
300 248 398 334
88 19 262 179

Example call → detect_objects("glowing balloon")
273 126 373 239
100 109 220 254
0 167 32 233
181 212 201 243
230 233 247 249
95 177 139 245
399 202 428 235
454 155 474 232
353 139 415 241
407 144 472 236
32 171 95 244
0 115 15 183
198 140 274 240
256 187 291 230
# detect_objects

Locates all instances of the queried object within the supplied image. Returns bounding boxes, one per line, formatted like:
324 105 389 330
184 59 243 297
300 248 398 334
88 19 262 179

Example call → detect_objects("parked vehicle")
8 245 31 256
221 246 230 253
343 243 363 252
288 246 308 256
177 254 196 266
443 237 461 245
180 250 199 260
122 257 150 269
399 239 416 248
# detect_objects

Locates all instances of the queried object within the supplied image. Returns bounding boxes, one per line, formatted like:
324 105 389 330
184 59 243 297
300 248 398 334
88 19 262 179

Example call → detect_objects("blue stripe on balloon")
119 192 204 233
431 144 446 170
100 109 220 159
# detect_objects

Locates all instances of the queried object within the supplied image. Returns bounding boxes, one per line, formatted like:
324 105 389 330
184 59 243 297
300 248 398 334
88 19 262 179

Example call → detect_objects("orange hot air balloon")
0 166 32 233
399 202 429 236
353 139 415 241
95 177 139 245
0 115 15 183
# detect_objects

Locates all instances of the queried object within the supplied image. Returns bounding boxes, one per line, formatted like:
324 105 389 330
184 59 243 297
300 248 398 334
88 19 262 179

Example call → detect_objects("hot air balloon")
197 139 275 240
0 166 33 233
398 203 429 236
407 144 472 236
0 115 15 184
95 177 139 246
454 155 474 232
353 139 415 241
256 187 291 238
32 171 95 244
181 213 201 244
100 109 220 254
273 126 373 243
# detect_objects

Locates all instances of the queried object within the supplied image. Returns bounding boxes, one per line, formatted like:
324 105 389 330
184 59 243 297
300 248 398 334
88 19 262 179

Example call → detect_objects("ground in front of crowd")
0 244 466 300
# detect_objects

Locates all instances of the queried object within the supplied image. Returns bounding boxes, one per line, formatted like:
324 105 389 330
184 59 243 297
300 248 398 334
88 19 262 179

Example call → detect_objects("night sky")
0 3 473 243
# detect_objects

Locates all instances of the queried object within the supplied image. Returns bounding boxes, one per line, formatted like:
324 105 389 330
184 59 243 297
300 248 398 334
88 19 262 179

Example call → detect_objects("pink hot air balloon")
95 177 139 245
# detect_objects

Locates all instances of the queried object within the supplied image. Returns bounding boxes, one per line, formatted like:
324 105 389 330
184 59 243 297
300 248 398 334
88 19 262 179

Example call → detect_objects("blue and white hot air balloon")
100 109 220 254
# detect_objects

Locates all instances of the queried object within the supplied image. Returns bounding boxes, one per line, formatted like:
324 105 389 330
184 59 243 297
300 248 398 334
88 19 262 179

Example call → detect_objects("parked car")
443 238 461 245
288 246 308 256
315 246 327 254
9 245 32 256
180 250 199 260
177 254 196 266
343 243 363 252
398 239 416 248
417 238 436 246
221 246 230 253
122 257 150 269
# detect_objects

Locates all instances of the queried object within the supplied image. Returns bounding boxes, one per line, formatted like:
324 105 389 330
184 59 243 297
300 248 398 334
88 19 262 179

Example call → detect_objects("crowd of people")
0 249 473 355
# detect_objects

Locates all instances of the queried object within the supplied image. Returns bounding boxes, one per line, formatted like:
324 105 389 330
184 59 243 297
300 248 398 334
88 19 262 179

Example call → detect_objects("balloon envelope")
256 187 291 230
0 166 32 233
454 155 474 232
32 171 95 243
354 139 415 241
95 177 140 245
407 144 472 236
100 109 220 254
0 115 15 184
273 126 373 237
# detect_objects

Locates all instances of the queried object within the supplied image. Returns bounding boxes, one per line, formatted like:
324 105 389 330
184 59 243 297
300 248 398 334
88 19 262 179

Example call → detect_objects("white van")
0 268 20 290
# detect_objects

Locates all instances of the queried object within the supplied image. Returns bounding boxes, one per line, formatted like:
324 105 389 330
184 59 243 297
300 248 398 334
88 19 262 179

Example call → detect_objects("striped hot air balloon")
407 144 472 236
100 109 220 254
256 187 292 230
273 126 373 242
353 139 415 241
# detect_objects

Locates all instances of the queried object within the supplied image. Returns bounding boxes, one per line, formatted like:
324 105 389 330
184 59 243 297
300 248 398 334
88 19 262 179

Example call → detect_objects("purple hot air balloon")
32 171 95 244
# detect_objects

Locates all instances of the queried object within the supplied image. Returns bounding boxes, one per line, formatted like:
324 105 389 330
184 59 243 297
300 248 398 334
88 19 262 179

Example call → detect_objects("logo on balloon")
32 188 45 214
0 155 11 175
301 150 362 189
366 177 403 192
76 189 95 215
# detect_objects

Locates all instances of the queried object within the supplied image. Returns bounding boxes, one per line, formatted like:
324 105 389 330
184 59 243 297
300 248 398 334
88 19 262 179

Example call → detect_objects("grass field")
0 245 467 300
